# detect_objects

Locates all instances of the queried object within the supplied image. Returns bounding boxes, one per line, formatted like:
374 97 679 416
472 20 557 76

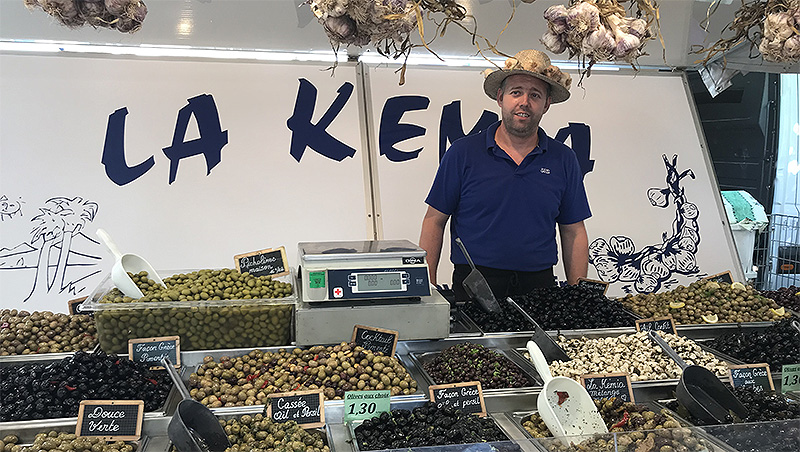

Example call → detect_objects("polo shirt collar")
486 121 549 161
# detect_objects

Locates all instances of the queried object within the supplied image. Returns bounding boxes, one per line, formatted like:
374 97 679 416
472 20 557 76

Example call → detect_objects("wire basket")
753 213 800 290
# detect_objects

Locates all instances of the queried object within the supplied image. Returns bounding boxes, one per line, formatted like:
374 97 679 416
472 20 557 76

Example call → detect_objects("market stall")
3 0 800 451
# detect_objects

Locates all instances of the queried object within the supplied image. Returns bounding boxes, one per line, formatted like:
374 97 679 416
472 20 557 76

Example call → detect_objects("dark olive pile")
461 299 533 332
0 350 172 421
354 402 512 451
0 309 97 355
621 280 788 324
422 343 533 389
0 432 135 452
514 286 635 330
190 343 417 406
708 318 800 369
666 387 800 452
523 398 711 452
761 285 800 312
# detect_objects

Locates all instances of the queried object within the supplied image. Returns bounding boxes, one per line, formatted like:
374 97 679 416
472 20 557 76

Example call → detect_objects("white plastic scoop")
96 228 165 299
526 340 608 444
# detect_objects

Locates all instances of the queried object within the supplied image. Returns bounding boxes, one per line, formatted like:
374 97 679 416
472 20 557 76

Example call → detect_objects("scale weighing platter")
298 239 430 303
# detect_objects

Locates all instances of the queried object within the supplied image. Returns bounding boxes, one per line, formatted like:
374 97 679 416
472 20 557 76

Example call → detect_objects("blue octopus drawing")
589 154 700 293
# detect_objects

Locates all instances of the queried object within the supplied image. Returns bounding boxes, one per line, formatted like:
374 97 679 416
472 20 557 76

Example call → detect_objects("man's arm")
558 220 588 285
419 206 450 285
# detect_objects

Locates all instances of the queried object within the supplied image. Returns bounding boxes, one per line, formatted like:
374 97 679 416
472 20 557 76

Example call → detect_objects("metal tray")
0 356 179 425
409 348 542 394
462 304 640 337
449 309 482 337
653 399 800 452
0 419 147 450
179 346 426 415
0 344 101 364
506 402 735 452
346 399 525 452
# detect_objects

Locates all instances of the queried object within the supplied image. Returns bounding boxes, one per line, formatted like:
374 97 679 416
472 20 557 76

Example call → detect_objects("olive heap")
708 317 800 370
0 350 172 422
100 269 294 303
761 285 800 312
421 342 533 389
548 332 729 381
515 286 635 329
462 286 635 332
167 414 328 452
665 387 800 452
620 280 788 324
461 299 534 333
95 269 293 352
523 397 711 452
189 343 417 407
0 309 97 355
0 432 135 452
353 402 513 451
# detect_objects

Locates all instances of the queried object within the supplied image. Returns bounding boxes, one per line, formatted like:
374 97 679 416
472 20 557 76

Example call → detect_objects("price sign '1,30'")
782 364 800 393
343 390 390 422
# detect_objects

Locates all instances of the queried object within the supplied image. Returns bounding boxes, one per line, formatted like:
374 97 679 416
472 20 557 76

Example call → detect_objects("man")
419 49 591 301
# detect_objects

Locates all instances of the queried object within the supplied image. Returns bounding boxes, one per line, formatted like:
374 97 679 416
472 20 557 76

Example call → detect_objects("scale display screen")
352 272 406 293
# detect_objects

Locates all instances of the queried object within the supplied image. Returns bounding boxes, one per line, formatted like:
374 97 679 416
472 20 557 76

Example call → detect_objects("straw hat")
483 49 572 103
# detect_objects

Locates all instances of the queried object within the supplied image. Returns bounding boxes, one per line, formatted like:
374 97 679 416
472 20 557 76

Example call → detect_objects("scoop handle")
648 330 688 370
792 320 800 335
161 358 191 401
454 238 477 270
96 228 123 260
526 340 553 383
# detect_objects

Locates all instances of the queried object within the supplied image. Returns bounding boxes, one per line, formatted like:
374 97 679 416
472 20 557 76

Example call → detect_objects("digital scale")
298 239 431 303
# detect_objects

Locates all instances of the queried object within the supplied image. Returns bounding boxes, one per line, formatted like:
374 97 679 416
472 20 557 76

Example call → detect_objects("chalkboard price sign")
76 400 143 441
728 364 774 392
352 325 399 357
68 296 89 316
429 381 486 416
635 316 677 335
577 278 609 296
265 389 325 428
234 246 289 278
128 336 180 369
702 271 734 284
580 373 635 403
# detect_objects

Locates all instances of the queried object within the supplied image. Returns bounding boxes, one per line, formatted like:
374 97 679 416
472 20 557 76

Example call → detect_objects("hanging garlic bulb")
541 30 568 54
782 35 800 59
622 17 648 39
614 33 641 59
544 4 569 34
566 1 600 32
764 12 795 41
582 24 616 60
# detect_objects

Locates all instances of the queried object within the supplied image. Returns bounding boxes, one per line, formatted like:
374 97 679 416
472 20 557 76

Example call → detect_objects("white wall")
0 52 743 312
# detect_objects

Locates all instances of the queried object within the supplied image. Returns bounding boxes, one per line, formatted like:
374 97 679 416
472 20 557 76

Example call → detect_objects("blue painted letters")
287 79 357 162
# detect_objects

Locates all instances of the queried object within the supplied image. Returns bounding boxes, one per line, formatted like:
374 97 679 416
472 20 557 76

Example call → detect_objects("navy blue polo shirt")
425 121 591 271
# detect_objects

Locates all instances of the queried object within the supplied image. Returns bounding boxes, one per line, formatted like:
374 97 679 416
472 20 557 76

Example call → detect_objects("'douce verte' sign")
76 400 143 441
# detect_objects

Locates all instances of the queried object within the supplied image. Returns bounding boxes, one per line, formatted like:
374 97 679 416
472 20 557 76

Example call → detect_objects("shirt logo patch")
540 167 551 174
